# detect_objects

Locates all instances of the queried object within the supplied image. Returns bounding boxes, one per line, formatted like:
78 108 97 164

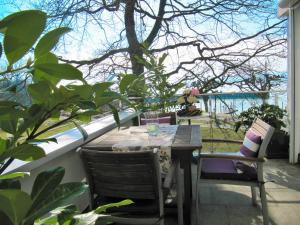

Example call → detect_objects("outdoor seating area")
82 124 201 225
158 159 300 225
75 118 296 225
1 1 300 225
191 159 300 225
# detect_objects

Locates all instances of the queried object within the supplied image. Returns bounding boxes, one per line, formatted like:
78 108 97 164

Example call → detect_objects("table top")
83 125 202 151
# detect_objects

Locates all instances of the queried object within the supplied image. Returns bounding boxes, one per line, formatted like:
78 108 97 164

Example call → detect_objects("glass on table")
143 111 160 136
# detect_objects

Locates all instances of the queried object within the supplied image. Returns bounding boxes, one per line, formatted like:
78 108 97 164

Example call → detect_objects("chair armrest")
202 138 243 144
163 164 175 189
199 153 265 162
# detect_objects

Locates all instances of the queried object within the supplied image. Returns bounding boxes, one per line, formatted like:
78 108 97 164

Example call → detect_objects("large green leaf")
23 182 88 224
95 91 131 107
34 205 78 225
0 211 12 225
119 74 138 94
0 179 21 189
0 115 18 134
0 138 8 156
35 27 71 58
93 82 113 96
0 172 30 180
7 144 45 162
34 63 84 82
0 189 32 225
74 200 134 225
158 53 167 66
72 121 88 141
28 81 51 104
108 104 120 128
30 167 65 211
67 85 94 100
111 91 132 106
134 55 151 70
34 52 58 65
95 199 134 214
94 96 114 107
76 101 97 110
0 108 22 135
0 100 21 109
76 109 99 123
0 10 40 31
33 52 60 84
16 104 47 136
1 10 47 65
0 108 24 118
74 211 110 225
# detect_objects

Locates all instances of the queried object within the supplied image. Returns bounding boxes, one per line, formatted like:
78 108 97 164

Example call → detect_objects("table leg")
181 157 192 225
176 160 184 225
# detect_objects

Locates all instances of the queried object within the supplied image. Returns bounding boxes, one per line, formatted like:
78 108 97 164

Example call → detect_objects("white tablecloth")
112 125 178 174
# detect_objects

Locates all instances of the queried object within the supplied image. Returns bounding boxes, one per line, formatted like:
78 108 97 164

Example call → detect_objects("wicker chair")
80 149 180 225
196 118 275 225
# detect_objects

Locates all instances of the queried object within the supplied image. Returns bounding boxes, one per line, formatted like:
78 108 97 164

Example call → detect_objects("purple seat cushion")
140 116 171 125
240 129 262 157
201 158 257 181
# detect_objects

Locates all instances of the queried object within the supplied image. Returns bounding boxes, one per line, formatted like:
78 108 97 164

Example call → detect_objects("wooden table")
83 125 202 225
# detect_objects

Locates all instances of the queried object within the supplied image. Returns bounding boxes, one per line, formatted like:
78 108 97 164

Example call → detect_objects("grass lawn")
37 122 77 139
201 127 244 153
180 119 245 153
0 119 79 140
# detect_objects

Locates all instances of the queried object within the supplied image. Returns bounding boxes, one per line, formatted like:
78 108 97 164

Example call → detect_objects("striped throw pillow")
240 129 262 157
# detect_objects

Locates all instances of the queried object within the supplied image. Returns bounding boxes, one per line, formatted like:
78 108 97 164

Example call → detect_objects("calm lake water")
145 91 287 114
195 92 287 113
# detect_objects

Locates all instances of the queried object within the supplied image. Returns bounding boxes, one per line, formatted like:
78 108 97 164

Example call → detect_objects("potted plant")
177 88 202 116
235 104 289 158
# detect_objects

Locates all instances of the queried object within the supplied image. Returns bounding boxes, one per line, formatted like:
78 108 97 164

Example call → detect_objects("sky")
0 0 288 93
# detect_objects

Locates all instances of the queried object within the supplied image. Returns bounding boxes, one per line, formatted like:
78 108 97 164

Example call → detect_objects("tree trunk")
124 0 144 75
124 0 166 76
259 92 269 105
203 95 209 112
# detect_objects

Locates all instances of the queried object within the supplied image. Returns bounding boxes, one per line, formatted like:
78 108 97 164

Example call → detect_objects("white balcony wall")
293 5 300 163
287 2 300 163
280 0 300 163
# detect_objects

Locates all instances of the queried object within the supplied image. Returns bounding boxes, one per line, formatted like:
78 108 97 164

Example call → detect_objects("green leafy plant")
0 167 87 225
119 50 184 114
35 199 133 225
134 51 184 113
118 72 148 112
235 104 287 132
0 9 130 173
0 167 133 225
0 10 132 225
